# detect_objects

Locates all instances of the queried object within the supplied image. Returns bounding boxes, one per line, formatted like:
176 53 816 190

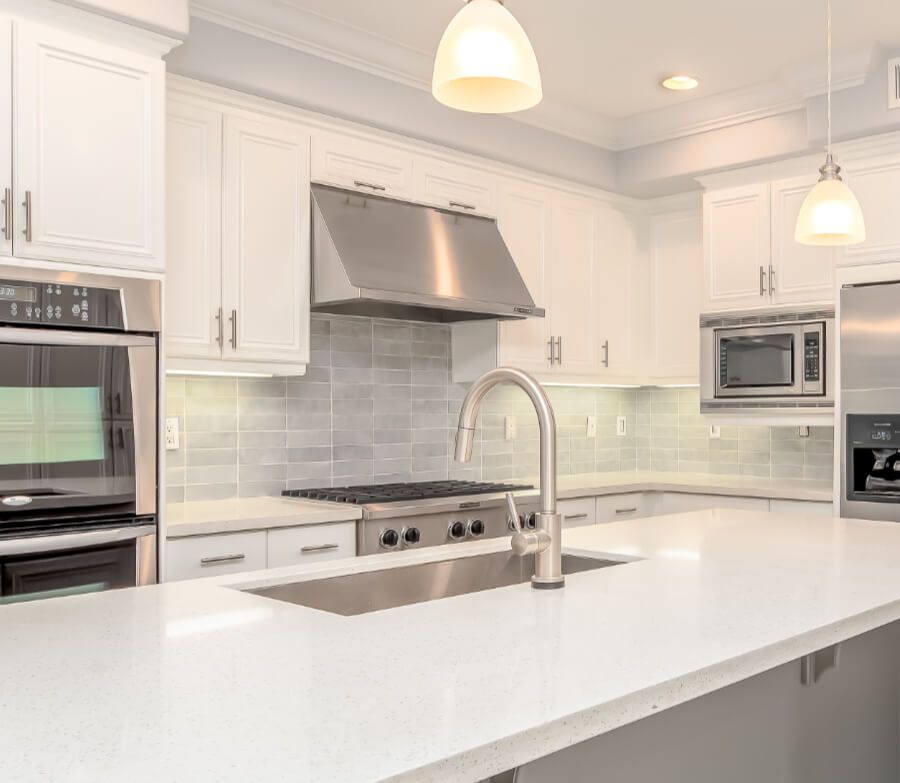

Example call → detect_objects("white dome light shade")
795 168 866 246
432 0 542 114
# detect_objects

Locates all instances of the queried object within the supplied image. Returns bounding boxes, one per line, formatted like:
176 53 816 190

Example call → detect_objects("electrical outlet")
165 418 180 450
798 426 810 438
709 425 721 440
616 416 627 437
586 415 597 438
505 415 517 441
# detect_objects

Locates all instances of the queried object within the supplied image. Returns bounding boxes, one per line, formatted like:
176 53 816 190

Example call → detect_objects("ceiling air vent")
889 57 900 110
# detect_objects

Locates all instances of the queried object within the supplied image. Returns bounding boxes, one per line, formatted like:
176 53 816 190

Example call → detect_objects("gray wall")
165 315 832 504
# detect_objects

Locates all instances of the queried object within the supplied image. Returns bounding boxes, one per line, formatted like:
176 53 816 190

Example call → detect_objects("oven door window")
0 344 135 518
720 333 794 388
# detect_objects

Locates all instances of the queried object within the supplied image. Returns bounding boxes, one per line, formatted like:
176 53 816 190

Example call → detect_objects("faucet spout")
453 367 564 589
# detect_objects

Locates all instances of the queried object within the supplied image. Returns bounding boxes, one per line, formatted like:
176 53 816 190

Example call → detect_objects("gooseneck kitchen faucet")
454 368 564 589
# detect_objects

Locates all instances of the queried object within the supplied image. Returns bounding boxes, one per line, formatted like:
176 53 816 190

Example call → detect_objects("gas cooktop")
282 480 533 506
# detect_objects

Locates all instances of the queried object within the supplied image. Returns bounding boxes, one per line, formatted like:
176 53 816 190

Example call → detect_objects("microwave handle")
0 327 154 348
759 266 767 297
0 524 156 556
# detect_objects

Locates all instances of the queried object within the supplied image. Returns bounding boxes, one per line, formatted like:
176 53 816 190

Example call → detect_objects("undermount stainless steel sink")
244 551 621 616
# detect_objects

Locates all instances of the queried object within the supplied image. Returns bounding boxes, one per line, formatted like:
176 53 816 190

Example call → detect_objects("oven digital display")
0 285 37 303
871 430 894 442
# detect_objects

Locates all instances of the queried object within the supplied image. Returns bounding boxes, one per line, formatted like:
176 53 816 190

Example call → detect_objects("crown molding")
190 0 884 154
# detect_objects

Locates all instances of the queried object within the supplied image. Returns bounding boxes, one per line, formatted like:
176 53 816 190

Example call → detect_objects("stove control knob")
448 520 466 540
379 529 400 550
525 512 537 530
468 519 486 538
402 526 421 546
508 514 526 532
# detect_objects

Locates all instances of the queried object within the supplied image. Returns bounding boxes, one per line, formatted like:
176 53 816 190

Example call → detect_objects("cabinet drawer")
312 132 413 199
558 497 596 528
413 157 497 216
166 531 267 581
267 522 356 568
595 493 645 523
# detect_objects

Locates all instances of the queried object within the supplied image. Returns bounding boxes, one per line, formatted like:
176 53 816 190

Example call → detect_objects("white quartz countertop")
6 508 900 782
165 472 832 538
165 496 362 538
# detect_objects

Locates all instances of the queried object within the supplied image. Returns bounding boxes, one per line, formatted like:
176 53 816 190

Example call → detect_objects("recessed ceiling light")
661 75 699 91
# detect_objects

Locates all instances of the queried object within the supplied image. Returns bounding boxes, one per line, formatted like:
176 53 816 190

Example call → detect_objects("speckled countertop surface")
5 507 900 782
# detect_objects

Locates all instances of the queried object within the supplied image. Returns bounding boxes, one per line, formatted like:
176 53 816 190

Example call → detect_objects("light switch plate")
586 415 597 438
616 416 627 437
505 415 517 441
165 417 180 450
709 425 721 439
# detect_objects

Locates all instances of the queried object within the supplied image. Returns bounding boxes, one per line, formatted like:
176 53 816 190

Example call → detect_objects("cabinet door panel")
311 132 412 199
549 194 598 374
0 17 10 258
650 210 702 379
165 101 223 359
703 184 770 310
14 21 163 269
838 158 900 265
222 115 310 365
497 181 552 370
771 175 834 304
595 206 637 377
413 157 497 216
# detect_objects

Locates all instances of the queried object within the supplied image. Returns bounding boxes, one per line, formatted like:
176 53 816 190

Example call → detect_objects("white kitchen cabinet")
222 114 310 365
167 531 267 581
769 499 834 516
653 492 769 515
311 131 413 199
14 20 164 270
769 175 834 304
0 17 10 259
558 497 596 528
166 101 223 360
649 208 703 380
413 156 497 216
267 522 356 568
595 493 646 523
166 93 311 375
837 155 900 265
703 183 771 310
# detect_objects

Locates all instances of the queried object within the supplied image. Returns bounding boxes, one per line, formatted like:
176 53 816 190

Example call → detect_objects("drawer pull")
200 553 246 565
300 543 340 554
615 507 638 514
563 513 589 521
449 200 476 211
353 180 386 192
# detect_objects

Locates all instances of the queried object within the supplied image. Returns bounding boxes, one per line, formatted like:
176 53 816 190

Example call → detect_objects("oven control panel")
0 279 124 329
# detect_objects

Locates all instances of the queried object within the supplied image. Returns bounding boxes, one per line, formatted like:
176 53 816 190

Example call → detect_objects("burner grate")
283 480 533 505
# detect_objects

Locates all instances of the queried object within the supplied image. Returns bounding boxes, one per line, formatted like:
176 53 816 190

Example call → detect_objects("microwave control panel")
0 280 124 330
804 332 821 382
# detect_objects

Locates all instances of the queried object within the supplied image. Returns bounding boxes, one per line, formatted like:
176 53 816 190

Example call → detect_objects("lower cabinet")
166 521 356 581
558 497 596 528
595 493 645 523
651 492 769 516
769 499 834 516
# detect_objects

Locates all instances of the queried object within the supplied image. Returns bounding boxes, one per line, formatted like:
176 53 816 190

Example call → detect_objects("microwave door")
716 328 800 397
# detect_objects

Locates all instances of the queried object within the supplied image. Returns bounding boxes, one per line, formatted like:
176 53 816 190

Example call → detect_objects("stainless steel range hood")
311 183 543 322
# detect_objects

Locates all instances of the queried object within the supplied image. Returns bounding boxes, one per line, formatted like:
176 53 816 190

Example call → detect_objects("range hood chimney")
310 183 543 322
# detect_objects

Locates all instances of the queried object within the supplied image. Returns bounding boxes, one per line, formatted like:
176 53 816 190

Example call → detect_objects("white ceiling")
192 0 900 149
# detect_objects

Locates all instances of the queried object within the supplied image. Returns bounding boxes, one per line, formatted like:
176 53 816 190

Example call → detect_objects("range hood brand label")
458 501 481 510
514 307 533 314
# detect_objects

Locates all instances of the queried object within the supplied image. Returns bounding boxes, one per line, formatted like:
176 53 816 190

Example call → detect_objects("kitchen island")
4 508 900 782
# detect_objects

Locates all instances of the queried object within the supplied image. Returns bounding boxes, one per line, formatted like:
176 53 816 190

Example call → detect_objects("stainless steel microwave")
700 308 834 413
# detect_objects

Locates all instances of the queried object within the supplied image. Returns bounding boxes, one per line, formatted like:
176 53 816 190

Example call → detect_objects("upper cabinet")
311 131 413 199
413 156 497 217
166 92 310 375
12 20 165 271
703 180 833 311
836 155 900 266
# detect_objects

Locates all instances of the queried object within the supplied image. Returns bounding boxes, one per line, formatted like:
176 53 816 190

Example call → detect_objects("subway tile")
185 483 237 502
239 463 286 482
186 449 237 468
239 431 286 448
239 480 287 498
184 431 238 450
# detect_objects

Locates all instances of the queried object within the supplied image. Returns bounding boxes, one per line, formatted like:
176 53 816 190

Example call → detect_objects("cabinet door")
222 114 310 365
165 101 223 360
650 209 703 379
311 131 413 199
166 531 267 582
0 17 10 258
837 157 900 266
267 522 356 568
770 175 834 304
548 193 599 374
496 180 553 371
413 156 497 216
14 21 164 270
703 184 771 310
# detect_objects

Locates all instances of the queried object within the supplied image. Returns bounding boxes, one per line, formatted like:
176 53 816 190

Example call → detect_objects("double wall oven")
0 266 159 603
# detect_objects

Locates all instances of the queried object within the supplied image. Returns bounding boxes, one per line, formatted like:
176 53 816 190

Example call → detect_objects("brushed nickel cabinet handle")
353 180 386 192
601 340 610 368
1 187 11 241
564 512 589 521
615 507 638 514
21 190 31 242
449 200 476 211
557 336 563 365
229 309 237 348
769 263 776 293
300 543 340 553
759 265 767 296
547 336 555 364
200 553 245 565
215 307 223 347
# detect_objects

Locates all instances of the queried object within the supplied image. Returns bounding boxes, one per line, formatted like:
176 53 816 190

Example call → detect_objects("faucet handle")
505 492 523 533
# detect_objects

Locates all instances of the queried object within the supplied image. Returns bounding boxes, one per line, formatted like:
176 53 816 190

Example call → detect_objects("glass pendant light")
432 0 542 114
795 0 866 245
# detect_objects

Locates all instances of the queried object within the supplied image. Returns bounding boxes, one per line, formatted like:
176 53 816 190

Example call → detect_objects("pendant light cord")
826 0 832 155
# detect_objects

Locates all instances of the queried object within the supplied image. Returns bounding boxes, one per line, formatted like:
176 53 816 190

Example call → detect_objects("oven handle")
0 524 156 556
0 327 155 347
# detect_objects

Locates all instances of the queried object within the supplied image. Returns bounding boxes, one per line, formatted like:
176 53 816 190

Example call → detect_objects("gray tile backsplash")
165 315 834 503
